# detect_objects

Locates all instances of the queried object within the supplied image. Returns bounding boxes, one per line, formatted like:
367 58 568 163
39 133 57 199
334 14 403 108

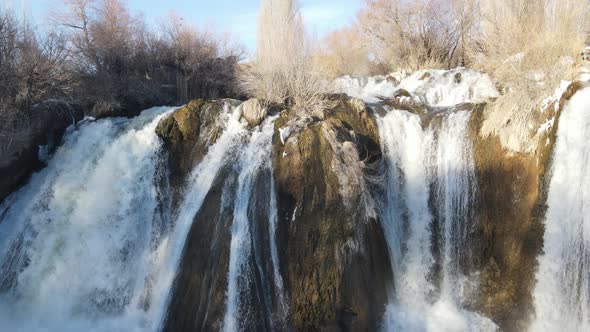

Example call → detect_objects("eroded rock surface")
272 97 391 331
467 81 584 331
159 96 393 331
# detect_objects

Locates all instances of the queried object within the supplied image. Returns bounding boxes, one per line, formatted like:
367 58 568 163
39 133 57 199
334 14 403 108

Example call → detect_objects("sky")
17 0 364 53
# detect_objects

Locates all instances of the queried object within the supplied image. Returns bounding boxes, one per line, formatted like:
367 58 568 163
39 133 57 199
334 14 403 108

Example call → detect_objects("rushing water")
530 87 590 332
222 116 286 331
3 73 587 332
0 107 175 332
0 100 289 331
376 108 496 332
0 103 251 332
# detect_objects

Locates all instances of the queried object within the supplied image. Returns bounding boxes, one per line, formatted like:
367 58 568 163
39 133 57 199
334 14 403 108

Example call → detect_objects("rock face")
466 82 584 331
158 97 393 331
136 84 588 331
156 99 240 194
157 99 240 331
241 98 268 127
0 102 83 203
273 97 392 331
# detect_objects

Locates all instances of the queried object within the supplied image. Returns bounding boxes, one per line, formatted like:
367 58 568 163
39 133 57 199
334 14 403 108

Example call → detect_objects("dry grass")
474 0 589 151
473 0 588 105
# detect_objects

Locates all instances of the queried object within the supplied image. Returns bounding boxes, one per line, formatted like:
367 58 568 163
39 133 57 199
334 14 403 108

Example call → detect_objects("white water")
0 103 248 332
154 103 247 328
335 68 498 105
0 107 174 332
377 108 497 332
530 87 590 332
222 116 286 331
268 164 288 321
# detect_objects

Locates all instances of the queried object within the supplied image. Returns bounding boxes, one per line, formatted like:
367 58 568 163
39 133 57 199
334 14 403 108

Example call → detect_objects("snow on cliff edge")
333 68 499 107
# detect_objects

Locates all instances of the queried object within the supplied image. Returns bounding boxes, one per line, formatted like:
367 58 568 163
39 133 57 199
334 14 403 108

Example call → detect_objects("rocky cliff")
155 81 583 331
467 81 585 331
157 97 393 331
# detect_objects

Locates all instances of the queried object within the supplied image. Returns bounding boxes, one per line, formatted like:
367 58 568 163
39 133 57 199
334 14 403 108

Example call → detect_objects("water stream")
376 108 496 332
530 87 590 332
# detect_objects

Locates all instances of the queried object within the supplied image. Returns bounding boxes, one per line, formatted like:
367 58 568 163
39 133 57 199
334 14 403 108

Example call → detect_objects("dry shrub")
473 0 588 105
357 0 463 71
474 0 589 150
315 25 374 78
239 0 332 118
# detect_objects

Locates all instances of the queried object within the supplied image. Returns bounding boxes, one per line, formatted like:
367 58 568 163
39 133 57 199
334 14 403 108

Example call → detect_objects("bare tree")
451 0 478 66
0 11 75 158
240 0 332 117
316 25 373 78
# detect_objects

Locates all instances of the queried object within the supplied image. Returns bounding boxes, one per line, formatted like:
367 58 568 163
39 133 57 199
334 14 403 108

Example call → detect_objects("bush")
54 0 242 113
315 25 374 78
357 0 462 71
472 0 588 103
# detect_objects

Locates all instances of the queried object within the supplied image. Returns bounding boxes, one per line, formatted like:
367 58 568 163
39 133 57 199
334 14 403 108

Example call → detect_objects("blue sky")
22 0 363 53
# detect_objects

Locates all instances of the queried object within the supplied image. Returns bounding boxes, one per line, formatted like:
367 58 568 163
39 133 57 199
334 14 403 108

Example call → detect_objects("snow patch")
504 52 525 64
541 81 571 112
527 70 546 82
537 118 555 134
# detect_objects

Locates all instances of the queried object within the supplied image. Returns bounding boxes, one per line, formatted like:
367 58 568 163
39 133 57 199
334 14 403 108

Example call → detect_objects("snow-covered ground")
333 68 499 107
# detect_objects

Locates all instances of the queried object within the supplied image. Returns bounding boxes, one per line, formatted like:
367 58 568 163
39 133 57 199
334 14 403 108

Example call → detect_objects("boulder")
241 98 268 127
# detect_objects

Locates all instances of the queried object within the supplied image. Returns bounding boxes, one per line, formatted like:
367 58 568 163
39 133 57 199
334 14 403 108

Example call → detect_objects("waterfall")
0 103 250 332
0 107 175 332
222 115 286 331
377 107 497 332
153 103 248 328
531 87 590 332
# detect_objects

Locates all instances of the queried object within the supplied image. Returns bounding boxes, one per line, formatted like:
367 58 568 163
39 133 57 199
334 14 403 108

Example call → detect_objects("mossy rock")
465 82 584 331
156 99 226 196
394 89 412 98
272 98 392 331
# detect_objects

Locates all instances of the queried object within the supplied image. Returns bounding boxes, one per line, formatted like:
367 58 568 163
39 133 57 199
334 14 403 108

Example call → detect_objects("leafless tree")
240 0 332 117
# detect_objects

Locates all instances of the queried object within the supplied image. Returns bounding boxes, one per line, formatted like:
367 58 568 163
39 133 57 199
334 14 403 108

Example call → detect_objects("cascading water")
376 107 496 332
155 103 248 327
0 103 250 332
530 87 590 332
222 116 286 331
0 107 175 332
